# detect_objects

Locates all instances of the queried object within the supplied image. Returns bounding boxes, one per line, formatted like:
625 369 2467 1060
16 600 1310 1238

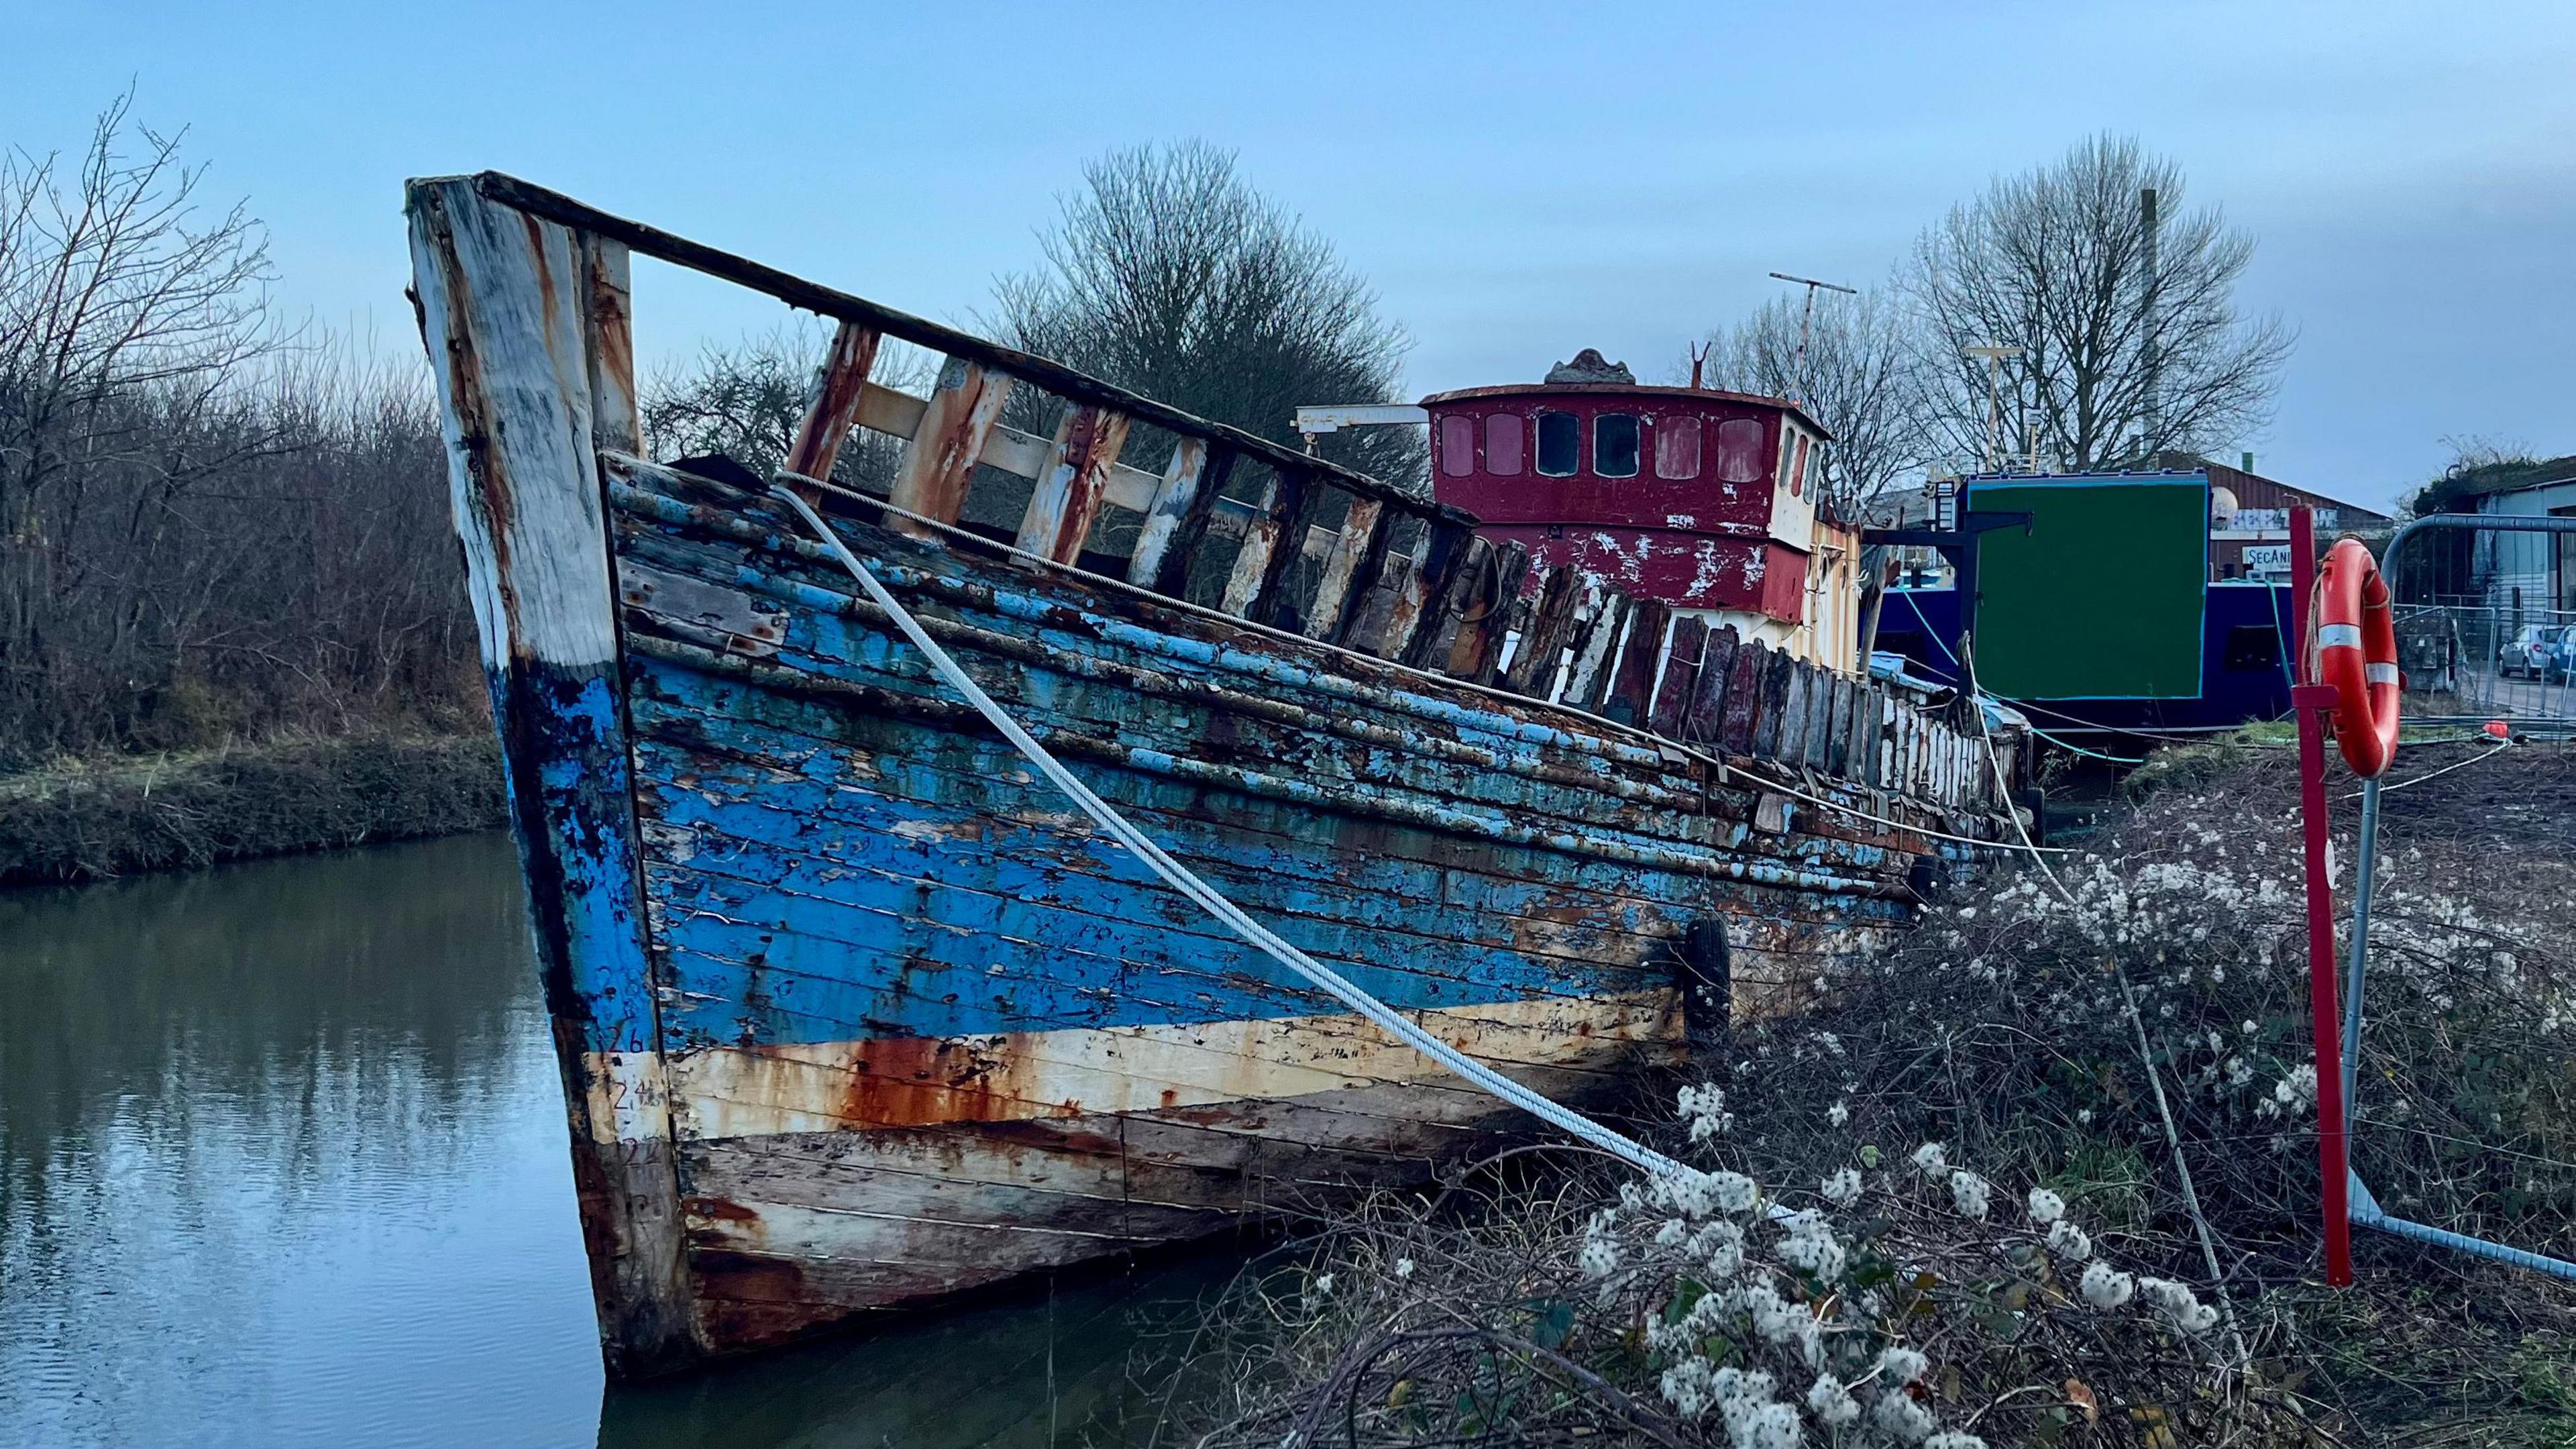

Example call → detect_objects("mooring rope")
770 484 1688 1178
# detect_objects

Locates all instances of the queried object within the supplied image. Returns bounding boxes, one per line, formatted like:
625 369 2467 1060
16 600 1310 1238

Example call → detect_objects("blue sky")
11 1 2573 511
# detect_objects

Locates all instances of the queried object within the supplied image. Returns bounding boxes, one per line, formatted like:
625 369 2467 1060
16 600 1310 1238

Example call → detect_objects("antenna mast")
1767 271 1857 403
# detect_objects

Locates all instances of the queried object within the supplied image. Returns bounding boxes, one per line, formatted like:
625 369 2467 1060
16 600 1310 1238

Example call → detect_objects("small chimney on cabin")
1544 349 1635 385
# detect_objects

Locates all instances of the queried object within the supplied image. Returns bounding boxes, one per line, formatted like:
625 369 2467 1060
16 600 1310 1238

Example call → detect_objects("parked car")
2498 623 2565 678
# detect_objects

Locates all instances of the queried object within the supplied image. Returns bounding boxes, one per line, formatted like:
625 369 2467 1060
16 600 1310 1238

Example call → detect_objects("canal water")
0 833 1236 1448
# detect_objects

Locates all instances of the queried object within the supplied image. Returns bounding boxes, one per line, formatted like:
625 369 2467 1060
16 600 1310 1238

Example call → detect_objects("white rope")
771 485 1688 1178
1964 639 2249 1370
2345 737 2511 800
749 463 2049 857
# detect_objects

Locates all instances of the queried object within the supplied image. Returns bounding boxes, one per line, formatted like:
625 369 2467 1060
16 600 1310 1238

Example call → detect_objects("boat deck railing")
433 172 2017 825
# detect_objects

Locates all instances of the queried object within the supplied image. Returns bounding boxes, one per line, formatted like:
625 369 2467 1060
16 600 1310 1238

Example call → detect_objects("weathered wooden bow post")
406 176 700 1373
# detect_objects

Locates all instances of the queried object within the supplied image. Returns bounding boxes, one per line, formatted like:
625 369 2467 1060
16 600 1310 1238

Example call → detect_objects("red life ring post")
2288 506 2356 1287
2310 536 2402 778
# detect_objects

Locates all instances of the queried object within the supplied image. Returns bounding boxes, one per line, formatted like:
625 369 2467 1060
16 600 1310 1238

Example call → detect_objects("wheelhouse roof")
1419 382 1831 442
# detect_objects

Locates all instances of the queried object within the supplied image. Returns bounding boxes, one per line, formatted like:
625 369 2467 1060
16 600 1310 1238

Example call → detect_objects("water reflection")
0 833 1228 1448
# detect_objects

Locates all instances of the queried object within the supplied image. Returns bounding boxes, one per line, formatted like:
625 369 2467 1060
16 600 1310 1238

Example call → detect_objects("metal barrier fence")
2317 510 2576 1285
2389 506 2576 718
2394 600 2576 717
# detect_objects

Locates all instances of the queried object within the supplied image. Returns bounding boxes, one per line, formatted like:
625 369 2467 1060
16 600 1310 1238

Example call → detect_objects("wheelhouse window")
1713 417 1765 483
1783 431 1810 498
1594 414 1640 478
1484 413 1523 476
1655 415 1702 479
1536 411 1579 476
1438 414 1475 476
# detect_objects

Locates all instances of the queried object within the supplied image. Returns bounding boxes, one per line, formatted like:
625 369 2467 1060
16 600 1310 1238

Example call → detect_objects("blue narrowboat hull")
1880 584 2297 737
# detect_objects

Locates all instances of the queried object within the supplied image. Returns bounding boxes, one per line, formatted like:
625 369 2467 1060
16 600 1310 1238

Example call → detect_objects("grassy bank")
0 732 505 886
1150 739 2576 1446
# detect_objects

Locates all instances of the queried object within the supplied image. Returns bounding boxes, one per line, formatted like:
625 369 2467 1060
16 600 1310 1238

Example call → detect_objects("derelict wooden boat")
404 173 2028 1378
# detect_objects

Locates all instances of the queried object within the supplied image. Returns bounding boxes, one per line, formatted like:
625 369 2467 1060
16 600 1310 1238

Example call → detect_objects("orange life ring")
2310 537 2400 777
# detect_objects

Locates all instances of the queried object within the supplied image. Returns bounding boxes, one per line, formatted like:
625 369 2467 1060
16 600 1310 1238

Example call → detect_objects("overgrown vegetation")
0 96 478 773
0 731 502 884
1149 743 2576 1446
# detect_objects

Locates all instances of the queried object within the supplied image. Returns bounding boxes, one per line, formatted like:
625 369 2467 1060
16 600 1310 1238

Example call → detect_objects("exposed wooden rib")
1303 494 1383 641
1603 599 1671 724
1408 534 1492 675
1560 588 1626 709
1447 541 1529 685
1128 437 1214 589
1683 625 1739 745
1014 405 1133 561
1218 473 1285 616
1393 523 1479 670
1650 615 1709 737
886 357 1013 537
1247 470 1322 628
1501 566 1580 699
781 321 883 501
580 237 640 455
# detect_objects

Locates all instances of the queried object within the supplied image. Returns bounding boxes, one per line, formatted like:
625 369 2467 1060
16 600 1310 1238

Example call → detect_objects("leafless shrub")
0 96 476 768
1152 744 2576 1446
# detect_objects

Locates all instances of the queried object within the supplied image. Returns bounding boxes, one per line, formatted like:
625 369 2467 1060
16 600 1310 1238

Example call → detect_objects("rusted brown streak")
782 321 883 497
415 195 516 616
1017 405 1133 562
582 237 639 453
839 1034 1083 1130
888 358 1012 537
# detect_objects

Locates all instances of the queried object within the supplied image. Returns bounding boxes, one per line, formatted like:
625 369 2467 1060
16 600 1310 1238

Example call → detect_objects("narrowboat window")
1536 411 1579 476
1439 414 1475 476
1485 413 1524 476
1594 414 1640 478
1713 417 1765 483
2222 625 2282 672
1655 415 1702 479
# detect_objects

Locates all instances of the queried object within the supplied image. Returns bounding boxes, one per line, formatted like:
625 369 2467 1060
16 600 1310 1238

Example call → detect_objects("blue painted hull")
400 172 2027 1377
593 464 1959 1353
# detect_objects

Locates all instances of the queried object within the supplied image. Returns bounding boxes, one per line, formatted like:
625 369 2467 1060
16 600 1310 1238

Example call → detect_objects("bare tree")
1904 133 2293 473
0 97 477 766
0 93 286 739
989 140 1424 490
1693 286 1929 512
640 327 817 476
640 324 930 493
